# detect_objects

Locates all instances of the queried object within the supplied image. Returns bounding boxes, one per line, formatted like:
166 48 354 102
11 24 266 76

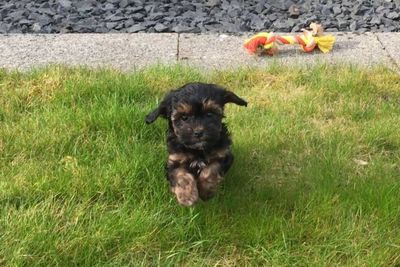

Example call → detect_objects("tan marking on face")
178 102 192 113
171 102 192 121
197 162 223 200
170 168 199 206
202 99 223 115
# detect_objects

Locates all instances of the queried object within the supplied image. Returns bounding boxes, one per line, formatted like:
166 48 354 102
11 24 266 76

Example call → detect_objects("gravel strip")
0 0 399 34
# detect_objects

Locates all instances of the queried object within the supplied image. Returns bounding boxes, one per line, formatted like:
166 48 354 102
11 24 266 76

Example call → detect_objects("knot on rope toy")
244 23 336 56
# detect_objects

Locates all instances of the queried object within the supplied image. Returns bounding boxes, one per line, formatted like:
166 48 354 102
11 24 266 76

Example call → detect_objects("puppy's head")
146 82 247 150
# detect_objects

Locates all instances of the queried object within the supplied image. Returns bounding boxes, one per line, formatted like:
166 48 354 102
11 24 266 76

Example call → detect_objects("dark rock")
114 23 125 30
267 13 278 22
131 0 144 5
148 12 164 20
106 22 118 29
250 15 267 30
288 4 300 18
8 26 23 33
171 24 192 32
239 22 251 31
337 18 349 30
2 3 16 10
386 12 399 19
129 6 145 13
18 19 32 25
108 15 127 22
0 23 8 33
322 6 332 15
383 2 395 9
254 2 265 13
104 3 115 11
59 0 72 9
204 23 223 32
349 21 357 31
341 0 352 7
220 21 241 32
127 24 146 32
332 6 341 15
384 26 396 31
8 10 26 20
163 16 174 22
131 13 145 21
281 0 294 11
181 10 197 19
305 15 318 24
370 16 381 25
195 10 207 19
75 1 94 12
60 25 72 33
189 27 201 33
143 20 157 27
229 0 242 9
227 8 240 18
0 0 397 33
325 27 338 32
273 20 291 31
382 17 396 27
124 19 135 27
41 2 51 9
39 8 56 16
375 6 386 13
206 0 221 7
154 23 169 32
31 23 41 32
357 27 368 33
37 15 51 26
119 0 129 8
95 25 108 33
53 14 64 24
291 24 301 32
352 2 370 16
42 24 57 33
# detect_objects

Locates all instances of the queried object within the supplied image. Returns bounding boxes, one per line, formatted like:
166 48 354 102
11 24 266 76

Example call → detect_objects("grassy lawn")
0 64 399 266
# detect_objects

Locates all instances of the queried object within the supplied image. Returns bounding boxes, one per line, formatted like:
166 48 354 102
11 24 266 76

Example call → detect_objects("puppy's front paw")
175 188 198 206
171 170 199 207
189 160 207 174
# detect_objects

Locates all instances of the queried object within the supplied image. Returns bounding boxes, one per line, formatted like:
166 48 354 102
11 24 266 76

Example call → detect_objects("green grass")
0 64 400 266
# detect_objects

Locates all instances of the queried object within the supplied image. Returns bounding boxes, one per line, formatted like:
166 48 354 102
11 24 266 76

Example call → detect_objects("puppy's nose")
193 131 203 138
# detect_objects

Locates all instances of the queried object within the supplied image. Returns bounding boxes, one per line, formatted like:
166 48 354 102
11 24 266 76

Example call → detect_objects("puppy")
145 82 247 206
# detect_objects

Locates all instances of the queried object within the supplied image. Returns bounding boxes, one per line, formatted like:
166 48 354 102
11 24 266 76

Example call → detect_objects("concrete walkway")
0 32 399 71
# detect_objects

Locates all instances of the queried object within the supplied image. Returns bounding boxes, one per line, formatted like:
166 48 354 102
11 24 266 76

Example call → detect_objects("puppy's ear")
145 93 172 124
145 107 163 124
224 90 247 107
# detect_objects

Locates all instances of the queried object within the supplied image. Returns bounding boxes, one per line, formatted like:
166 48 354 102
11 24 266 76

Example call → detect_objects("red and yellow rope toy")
244 23 336 56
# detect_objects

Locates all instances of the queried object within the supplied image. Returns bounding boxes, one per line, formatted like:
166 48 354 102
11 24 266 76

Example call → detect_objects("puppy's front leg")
167 154 199 206
169 168 198 206
197 162 223 201
198 149 233 201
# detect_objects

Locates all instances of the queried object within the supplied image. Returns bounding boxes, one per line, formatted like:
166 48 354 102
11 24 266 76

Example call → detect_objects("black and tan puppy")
146 82 247 206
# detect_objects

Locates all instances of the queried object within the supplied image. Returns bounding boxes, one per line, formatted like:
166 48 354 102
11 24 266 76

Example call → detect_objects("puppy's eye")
206 112 214 117
181 115 188 121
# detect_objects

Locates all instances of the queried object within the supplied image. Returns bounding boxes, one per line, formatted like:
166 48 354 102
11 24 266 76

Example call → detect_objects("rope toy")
244 23 336 56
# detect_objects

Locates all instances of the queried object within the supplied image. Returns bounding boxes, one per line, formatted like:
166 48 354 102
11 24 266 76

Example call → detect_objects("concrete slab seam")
176 33 180 61
374 32 400 72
